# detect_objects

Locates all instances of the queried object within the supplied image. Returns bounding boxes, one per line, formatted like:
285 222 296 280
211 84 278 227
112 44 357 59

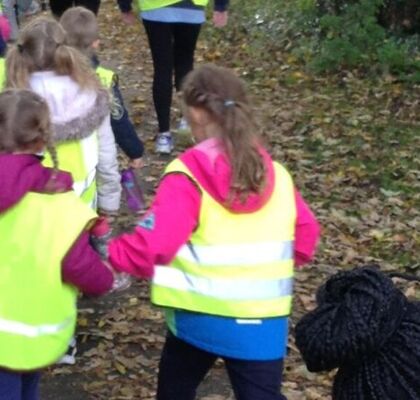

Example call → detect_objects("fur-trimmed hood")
29 71 110 143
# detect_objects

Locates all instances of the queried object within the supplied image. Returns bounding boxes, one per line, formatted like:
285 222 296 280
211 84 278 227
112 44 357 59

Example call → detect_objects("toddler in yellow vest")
0 89 114 400
109 65 321 400
60 6 144 169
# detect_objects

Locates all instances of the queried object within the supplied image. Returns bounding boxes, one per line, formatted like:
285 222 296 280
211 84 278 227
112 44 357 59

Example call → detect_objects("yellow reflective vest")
138 0 208 12
43 134 99 209
96 66 114 89
0 192 95 370
152 158 296 319
0 57 5 90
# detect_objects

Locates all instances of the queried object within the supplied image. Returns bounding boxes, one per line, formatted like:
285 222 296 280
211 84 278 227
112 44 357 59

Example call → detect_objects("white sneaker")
176 117 190 135
57 337 77 365
155 132 174 154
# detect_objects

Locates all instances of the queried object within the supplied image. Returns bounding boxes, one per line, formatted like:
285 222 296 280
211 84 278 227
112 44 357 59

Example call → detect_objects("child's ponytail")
6 45 33 88
182 64 266 200
223 100 266 198
54 43 101 90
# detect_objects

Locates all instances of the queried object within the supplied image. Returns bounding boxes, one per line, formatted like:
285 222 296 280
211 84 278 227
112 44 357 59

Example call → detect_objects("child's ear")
91 39 100 50
189 106 209 126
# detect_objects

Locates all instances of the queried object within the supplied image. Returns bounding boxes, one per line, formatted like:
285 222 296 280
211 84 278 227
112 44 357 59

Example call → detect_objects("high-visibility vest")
152 158 297 319
137 0 208 12
96 66 114 89
43 134 99 209
0 57 5 89
0 191 96 370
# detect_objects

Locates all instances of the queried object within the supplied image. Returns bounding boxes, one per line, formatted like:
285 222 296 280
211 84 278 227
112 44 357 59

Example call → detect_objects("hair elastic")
224 100 235 107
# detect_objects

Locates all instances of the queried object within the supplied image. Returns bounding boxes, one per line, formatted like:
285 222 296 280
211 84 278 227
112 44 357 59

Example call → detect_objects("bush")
298 0 420 78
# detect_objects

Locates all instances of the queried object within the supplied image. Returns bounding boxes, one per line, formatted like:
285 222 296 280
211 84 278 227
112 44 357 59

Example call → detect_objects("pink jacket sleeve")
294 190 320 267
62 232 114 295
108 174 201 278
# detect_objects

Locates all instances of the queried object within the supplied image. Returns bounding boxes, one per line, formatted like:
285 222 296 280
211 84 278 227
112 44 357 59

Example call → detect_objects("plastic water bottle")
90 217 132 292
121 168 145 212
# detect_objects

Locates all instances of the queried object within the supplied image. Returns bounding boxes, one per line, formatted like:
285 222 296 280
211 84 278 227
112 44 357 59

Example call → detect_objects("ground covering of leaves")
41 0 419 398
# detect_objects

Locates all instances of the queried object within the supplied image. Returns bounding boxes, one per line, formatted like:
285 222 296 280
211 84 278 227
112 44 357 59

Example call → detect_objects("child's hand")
121 11 137 25
129 157 144 169
213 11 228 28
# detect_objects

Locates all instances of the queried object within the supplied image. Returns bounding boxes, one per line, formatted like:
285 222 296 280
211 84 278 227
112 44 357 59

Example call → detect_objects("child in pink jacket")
109 64 320 400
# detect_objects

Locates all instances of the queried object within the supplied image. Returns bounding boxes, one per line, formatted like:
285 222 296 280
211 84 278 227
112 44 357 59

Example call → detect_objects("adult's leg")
157 332 217 400
49 0 73 17
21 372 41 400
0 369 22 400
3 0 19 40
75 0 100 15
173 23 202 91
224 357 287 400
142 20 174 133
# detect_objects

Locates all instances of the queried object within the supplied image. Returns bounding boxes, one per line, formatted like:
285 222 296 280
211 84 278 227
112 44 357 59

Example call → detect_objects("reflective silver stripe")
72 168 96 198
81 134 98 177
72 134 98 199
177 241 293 266
236 319 262 325
154 267 293 300
0 317 73 338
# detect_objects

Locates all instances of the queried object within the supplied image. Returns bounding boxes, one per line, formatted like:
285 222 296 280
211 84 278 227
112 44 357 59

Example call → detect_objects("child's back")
6 17 121 213
0 89 113 398
108 64 320 400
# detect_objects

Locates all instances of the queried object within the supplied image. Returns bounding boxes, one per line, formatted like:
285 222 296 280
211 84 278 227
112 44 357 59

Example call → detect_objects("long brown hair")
0 89 59 168
6 16 101 90
182 64 266 199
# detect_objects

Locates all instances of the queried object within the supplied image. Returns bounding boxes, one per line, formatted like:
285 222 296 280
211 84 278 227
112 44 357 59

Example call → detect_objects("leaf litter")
41 0 419 399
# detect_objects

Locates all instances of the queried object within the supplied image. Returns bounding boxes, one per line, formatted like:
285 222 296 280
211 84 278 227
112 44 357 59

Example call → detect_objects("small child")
0 88 114 400
108 64 320 400
6 17 121 216
295 266 420 400
60 6 144 169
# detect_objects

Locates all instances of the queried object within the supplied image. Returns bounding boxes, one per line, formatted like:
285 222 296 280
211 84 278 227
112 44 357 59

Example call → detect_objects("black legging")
143 20 201 133
49 0 100 17
157 332 287 400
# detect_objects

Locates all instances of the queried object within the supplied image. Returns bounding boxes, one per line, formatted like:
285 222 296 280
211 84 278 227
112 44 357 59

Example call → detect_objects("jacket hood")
29 71 109 143
0 154 73 212
179 138 275 213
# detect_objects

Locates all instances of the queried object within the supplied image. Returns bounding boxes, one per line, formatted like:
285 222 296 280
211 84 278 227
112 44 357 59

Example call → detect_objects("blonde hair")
6 16 101 90
0 89 59 168
182 64 266 200
60 7 99 57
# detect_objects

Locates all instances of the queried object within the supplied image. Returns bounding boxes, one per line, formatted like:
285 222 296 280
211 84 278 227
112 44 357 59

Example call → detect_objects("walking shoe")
155 132 174 154
176 117 191 136
56 337 77 365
